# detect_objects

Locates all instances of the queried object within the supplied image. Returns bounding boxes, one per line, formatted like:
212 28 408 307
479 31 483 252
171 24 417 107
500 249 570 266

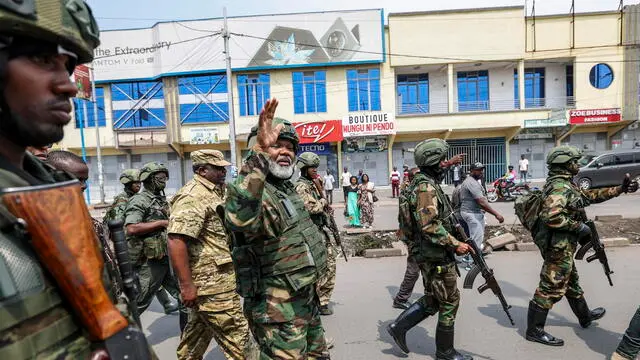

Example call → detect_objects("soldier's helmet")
414 139 449 167
546 145 583 165
119 169 140 184
296 152 320 169
247 117 300 153
0 0 100 65
139 162 168 182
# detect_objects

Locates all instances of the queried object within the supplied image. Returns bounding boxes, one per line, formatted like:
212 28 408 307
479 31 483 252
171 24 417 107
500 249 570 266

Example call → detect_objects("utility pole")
81 101 91 204
222 7 238 177
90 66 105 203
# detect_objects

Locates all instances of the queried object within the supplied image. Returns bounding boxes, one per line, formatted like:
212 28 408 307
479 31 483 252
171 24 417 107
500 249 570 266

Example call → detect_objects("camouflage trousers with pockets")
415 262 460 327
316 243 337 307
533 234 584 309
243 276 329 360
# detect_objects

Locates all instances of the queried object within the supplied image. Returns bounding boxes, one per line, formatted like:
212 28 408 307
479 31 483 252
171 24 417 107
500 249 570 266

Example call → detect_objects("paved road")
331 191 640 231
142 246 640 360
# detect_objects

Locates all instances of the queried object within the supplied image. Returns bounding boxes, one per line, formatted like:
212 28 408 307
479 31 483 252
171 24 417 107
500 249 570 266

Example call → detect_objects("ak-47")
313 178 348 262
575 214 614 286
450 215 515 326
108 219 143 326
1 180 152 359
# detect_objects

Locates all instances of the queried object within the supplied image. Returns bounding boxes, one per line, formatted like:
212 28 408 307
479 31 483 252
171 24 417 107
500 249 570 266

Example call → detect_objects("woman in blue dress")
345 176 361 227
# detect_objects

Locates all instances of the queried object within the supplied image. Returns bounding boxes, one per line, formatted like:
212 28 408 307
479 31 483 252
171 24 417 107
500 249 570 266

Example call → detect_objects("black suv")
576 149 640 190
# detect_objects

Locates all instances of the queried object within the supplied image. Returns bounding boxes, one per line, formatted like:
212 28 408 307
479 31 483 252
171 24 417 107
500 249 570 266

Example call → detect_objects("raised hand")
254 98 283 153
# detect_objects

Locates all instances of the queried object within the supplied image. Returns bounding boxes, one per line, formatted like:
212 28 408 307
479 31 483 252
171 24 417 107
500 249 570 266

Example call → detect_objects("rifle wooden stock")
1 180 129 341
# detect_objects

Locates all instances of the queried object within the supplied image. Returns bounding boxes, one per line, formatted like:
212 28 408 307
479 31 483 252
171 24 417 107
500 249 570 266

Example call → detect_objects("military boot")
567 297 605 328
526 301 564 346
435 323 473 360
387 301 431 353
156 288 179 314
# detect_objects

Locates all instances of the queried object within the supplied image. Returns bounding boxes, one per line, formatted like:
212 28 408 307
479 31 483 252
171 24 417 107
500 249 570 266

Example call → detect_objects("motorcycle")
486 178 531 203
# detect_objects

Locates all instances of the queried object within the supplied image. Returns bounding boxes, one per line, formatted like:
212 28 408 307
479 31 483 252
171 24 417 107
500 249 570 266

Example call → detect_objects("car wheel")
578 178 591 190
487 191 498 203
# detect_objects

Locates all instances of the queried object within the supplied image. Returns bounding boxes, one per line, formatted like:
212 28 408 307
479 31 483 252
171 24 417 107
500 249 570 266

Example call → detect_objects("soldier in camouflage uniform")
526 145 638 347
105 168 179 314
124 161 187 328
0 2 152 358
295 152 337 317
387 139 473 360
167 150 251 360
225 99 330 359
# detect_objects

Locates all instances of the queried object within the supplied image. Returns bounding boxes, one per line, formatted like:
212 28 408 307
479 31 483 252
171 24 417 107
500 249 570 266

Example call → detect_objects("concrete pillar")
387 134 396 173
518 60 525 110
337 141 342 176
447 64 455 113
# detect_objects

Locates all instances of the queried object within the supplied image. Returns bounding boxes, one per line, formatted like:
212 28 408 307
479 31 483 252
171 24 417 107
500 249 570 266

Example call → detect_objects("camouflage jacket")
540 171 620 232
103 190 133 224
407 173 461 263
225 151 326 290
124 189 169 263
295 176 328 228
168 175 236 297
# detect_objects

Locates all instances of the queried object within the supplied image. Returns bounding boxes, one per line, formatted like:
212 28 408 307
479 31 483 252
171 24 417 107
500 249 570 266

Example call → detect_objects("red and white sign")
293 120 344 144
569 108 621 125
73 64 92 100
342 112 396 137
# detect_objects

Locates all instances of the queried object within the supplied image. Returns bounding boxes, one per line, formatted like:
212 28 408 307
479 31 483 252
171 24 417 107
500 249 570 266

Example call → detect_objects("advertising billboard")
93 9 384 82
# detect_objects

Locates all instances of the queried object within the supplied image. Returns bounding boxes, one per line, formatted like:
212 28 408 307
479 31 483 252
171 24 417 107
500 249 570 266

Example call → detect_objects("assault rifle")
448 214 515 326
575 218 614 286
108 219 143 326
1 180 151 359
313 178 348 262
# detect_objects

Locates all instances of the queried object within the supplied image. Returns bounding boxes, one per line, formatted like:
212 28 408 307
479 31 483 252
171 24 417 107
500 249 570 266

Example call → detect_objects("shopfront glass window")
589 64 613 89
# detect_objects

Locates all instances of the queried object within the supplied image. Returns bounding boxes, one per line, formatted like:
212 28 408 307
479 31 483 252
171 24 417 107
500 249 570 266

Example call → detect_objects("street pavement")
142 246 640 360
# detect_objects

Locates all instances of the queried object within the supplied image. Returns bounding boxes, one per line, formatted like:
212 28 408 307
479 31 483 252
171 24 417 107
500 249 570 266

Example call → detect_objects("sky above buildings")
88 0 633 30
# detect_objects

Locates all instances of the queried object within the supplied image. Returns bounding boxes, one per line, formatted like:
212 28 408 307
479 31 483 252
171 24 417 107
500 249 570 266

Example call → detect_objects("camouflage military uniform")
124 187 181 313
104 191 132 224
169 159 250 359
295 170 336 311
225 146 329 359
532 171 620 309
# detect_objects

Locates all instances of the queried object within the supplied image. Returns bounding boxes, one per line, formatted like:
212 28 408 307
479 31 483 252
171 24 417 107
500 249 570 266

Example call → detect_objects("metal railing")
397 96 576 116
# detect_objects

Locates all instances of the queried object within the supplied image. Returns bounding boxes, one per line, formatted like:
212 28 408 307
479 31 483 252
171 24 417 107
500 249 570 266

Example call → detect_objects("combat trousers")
394 255 420 303
136 257 183 314
416 262 460 326
317 244 337 307
533 236 584 309
177 292 251 360
244 276 329 360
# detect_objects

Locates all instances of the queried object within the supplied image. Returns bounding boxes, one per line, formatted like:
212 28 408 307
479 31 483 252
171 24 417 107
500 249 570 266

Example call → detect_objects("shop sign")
342 112 396 137
524 118 567 128
189 127 219 144
569 108 621 125
294 120 343 144
298 143 332 155
514 133 553 140
73 64 92 100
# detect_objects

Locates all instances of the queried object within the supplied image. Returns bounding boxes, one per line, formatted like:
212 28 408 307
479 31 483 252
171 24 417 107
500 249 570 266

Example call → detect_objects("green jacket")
103 190 134 224
124 189 169 264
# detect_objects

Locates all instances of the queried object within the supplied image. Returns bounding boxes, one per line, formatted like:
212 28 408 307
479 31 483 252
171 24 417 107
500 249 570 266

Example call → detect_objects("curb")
363 248 403 258
514 238 629 252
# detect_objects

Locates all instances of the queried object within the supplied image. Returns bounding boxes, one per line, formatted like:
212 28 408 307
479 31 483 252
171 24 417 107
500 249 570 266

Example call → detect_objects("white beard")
268 159 295 179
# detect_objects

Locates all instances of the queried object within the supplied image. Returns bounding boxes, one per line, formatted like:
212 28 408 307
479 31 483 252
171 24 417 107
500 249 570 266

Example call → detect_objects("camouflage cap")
414 138 449 167
191 149 231 167
0 0 101 64
119 168 140 184
296 152 320 169
547 145 582 165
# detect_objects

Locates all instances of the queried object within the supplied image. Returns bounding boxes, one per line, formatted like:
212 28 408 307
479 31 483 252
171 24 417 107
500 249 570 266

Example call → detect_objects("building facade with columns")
58 5 640 203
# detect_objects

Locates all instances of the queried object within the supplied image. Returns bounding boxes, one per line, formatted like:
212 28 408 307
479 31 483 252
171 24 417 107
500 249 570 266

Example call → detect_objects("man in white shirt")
323 170 336 205
519 154 530 183
390 167 401 198
341 167 352 202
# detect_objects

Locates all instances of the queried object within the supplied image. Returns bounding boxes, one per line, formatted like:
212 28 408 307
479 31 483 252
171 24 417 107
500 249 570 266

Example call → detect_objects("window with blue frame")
74 87 106 128
111 81 165 129
514 68 545 108
178 74 229 124
238 74 270 116
397 74 429 114
457 71 489 111
347 69 381 112
292 71 327 114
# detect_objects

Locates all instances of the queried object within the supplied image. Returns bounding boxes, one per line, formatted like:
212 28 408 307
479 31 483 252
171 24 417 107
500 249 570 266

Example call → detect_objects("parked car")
576 149 640 190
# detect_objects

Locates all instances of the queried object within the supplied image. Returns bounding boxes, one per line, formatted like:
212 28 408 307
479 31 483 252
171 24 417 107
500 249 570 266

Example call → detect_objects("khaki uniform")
169 152 250 360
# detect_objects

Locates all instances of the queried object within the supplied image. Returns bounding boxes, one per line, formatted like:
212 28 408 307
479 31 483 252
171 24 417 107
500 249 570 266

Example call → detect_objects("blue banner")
298 143 332 155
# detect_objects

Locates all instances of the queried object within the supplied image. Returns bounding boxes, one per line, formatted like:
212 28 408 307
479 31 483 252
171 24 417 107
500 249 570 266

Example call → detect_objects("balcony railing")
397 96 576 116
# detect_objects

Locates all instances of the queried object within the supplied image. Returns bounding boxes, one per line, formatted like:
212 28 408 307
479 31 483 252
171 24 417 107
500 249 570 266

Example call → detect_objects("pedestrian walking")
341 167 352 202
358 174 375 228
345 176 361 227
390 166 401 197
324 169 335 205
452 164 462 187
519 154 529 183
